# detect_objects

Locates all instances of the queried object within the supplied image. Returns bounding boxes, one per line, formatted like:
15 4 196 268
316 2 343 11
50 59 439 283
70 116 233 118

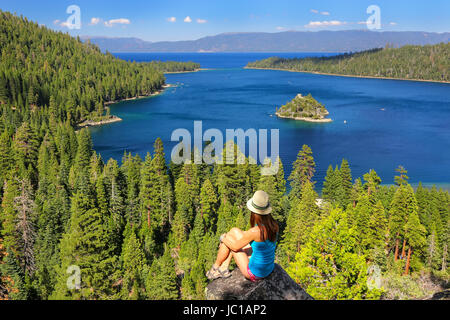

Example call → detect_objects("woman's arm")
222 228 258 252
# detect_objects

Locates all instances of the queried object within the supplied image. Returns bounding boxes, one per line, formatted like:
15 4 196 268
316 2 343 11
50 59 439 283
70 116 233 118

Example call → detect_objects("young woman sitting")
206 190 279 282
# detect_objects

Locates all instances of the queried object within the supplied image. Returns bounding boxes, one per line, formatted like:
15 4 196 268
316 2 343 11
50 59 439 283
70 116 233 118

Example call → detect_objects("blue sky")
1 0 449 41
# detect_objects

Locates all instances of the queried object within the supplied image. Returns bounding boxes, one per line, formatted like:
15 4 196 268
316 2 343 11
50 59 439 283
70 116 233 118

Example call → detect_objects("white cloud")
357 21 369 25
184 16 192 23
196 18 207 24
390 22 398 26
53 18 82 29
90 17 101 25
59 21 71 28
305 20 347 28
311 9 331 16
167 17 176 23
276 26 285 31
104 18 131 27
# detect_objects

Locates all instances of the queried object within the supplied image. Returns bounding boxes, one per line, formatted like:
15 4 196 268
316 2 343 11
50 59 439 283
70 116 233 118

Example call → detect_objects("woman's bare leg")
231 250 251 279
213 242 231 269
219 251 233 271
224 228 252 279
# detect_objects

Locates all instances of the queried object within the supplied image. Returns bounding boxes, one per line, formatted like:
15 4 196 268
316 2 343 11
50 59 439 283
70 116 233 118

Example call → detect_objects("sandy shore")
164 69 203 74
77 115 123 129
276 112 333 123
245 67 450 84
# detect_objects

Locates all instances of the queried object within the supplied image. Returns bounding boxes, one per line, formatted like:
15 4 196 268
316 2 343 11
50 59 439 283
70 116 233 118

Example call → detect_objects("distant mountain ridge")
82 30 450 53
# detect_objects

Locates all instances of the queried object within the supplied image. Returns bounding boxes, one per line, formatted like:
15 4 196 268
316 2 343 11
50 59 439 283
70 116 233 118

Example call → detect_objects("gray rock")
205 264 313 300
429 290 450 300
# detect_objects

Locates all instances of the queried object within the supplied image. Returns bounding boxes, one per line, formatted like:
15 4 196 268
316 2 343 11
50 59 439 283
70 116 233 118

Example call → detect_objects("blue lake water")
90 53 450 190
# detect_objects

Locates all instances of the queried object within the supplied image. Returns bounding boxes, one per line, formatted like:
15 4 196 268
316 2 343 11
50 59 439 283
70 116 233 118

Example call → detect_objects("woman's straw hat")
247 190 272 215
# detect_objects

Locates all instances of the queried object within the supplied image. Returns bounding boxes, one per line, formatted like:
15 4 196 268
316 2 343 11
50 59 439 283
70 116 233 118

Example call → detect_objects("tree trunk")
394 238 399 261
404 247 412 276
401 238 407 259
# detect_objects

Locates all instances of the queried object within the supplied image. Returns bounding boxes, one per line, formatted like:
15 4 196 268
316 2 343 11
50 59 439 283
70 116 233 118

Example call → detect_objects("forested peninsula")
0 11 448 301
0 10 199 128
246 43 450 83
276 94 331 122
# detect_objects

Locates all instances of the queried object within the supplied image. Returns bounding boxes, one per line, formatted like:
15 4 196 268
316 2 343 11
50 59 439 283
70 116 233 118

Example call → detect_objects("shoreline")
104 84 173 107
80 83 175 130
276 112 333 123
244 67 450 84
164 68 205 74
77 115 123 129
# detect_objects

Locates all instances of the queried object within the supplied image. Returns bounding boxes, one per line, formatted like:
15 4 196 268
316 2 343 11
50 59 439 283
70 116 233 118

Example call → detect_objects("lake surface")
90 53 450 190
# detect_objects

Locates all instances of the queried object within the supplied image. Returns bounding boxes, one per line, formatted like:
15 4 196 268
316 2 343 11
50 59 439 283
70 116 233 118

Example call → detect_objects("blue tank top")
248 235 277 278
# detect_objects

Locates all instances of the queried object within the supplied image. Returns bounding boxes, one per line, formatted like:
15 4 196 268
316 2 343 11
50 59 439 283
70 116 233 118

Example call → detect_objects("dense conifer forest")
246 43 450 82
0 11 448 300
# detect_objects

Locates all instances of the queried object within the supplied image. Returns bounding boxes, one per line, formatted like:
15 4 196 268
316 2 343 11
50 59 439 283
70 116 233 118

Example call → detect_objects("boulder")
429 290 450 300
205 264 313 300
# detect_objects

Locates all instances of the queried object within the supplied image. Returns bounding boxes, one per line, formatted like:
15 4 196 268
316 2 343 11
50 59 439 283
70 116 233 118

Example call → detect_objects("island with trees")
276 94 332 123
246 43 450 83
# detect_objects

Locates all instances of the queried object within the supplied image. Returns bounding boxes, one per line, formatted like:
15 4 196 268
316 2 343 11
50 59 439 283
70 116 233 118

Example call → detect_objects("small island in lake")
276 94 332 122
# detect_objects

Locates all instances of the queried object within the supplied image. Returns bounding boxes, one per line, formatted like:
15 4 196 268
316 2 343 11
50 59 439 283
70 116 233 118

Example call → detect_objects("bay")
90 53 450 190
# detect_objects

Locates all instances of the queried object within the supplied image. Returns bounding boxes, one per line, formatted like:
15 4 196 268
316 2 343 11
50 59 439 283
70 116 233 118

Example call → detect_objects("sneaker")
206 265 221 280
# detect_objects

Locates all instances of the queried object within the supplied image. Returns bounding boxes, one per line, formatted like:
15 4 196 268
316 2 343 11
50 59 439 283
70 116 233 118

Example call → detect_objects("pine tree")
122 153 142 225
367 201 388 260
14 179 37 276
199 178 218 231
287 208 382 300
288 145 315 199
394 165 409 186
354 194 372 253
104 159 126 254
282 181 320 261
403 209 426 275
258 159 284 223
146 246 178 300
120 226 147 300
425 226 441 270
52 191 117 299
0 130 12 185
12 122 39 175
339 159 353 207
322 165 337 203
235 208 248 231
73 128 93 194
215 200 234 238
1 247 28 300
388 184 418 262
140 139 171 242
174 176 195 230
350 178 363 208
363 170 381 200
214 142 251 206
1 179 20 254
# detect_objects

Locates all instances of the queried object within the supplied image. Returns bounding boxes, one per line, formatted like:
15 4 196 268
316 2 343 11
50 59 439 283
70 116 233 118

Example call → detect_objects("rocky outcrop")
205 264 313 300
429 290 450 300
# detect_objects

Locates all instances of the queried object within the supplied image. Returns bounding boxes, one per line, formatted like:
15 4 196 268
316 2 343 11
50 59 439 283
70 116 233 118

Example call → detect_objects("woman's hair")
250 212 279 242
